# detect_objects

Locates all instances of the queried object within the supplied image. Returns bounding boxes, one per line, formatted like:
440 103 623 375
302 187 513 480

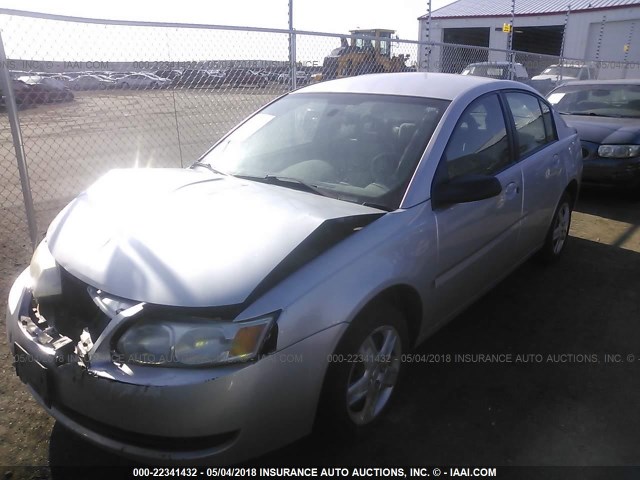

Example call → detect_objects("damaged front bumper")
6 268 344 464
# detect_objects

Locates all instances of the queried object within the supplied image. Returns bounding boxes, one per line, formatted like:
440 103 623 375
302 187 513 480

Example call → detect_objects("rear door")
502 91 566 257
431 92 523 322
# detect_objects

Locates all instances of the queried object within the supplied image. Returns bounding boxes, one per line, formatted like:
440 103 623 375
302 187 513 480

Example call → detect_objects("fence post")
623 21 635 79
558 5 571 81
425 0 432 71
288 0 297 90
507 0 516 80
0 31 38 250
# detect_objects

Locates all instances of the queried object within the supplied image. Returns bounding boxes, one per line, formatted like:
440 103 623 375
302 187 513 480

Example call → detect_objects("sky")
0 0 457 42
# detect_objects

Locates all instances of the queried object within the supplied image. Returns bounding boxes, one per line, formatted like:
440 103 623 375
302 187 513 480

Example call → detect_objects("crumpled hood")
47 168 382 308
561 115 640 145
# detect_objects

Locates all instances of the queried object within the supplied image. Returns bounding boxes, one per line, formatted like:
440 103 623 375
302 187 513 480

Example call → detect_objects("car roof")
294 72 524 100
555 79 640 86
467 62 521 66
545 63 594 67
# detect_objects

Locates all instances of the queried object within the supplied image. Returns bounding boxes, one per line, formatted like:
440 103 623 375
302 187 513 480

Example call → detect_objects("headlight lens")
115 313 277 367
29 240 62 298
597 145 640 158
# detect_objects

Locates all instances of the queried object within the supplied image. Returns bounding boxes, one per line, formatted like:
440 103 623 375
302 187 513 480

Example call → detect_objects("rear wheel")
536 191 573 263
317 302 408 431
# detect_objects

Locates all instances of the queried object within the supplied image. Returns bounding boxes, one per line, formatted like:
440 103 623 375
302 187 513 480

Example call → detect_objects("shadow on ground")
575 188 640 225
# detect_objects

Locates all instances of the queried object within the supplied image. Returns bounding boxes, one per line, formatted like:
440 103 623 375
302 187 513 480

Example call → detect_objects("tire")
317 302 408 432
536 191 573 264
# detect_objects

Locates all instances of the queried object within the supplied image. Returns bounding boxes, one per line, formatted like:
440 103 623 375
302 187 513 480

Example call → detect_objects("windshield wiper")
559 111 622 118
361 202 392 212
191 161 226 175
234 174 328 197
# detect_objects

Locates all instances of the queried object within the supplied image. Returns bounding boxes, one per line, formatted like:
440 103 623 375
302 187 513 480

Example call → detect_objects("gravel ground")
0 88 639 474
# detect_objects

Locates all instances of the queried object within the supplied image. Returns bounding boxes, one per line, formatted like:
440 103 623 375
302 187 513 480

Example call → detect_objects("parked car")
222 68 268 87
7 72 581 465
547 79 640 192
116 73 170 89
461 61 555 95
277 70 310 85
46 74 73 86
532 63 598 82
155 69 182 81
175 69 212 88
69 74 117 90
265 69 285 81
461 61 529 81
1 80 34 107
15 76 74 103
107 72 130 80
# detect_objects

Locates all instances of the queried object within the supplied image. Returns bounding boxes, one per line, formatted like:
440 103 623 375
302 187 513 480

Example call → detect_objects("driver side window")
442 94 511 181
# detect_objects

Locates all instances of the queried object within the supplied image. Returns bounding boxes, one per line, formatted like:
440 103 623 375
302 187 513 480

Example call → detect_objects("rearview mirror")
432 174 502 208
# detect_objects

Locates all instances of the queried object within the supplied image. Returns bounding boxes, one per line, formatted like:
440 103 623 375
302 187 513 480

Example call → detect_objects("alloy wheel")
552 202 570 254
346 325 402 425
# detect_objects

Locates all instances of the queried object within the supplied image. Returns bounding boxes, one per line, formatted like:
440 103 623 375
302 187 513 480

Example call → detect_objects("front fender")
239 202 438 351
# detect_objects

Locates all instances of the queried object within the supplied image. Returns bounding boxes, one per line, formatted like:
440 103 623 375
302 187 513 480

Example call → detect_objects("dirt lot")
1 88 639 474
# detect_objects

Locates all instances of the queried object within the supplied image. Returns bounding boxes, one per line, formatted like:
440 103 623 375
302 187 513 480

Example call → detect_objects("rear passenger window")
505 92 551 158
442 94 511 180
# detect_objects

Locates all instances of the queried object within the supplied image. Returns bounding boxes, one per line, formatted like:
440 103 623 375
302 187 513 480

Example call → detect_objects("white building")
418 0 640 76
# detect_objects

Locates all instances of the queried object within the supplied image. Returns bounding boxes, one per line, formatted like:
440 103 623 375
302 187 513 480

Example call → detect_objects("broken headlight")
115 313 277 367
29 240 62 298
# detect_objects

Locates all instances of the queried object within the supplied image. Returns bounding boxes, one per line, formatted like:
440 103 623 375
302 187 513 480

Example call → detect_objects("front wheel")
536 191 573 263
317 302 408 431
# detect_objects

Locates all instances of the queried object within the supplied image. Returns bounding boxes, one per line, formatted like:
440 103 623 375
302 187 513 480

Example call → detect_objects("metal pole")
425 0 432 71
558 5 571 81
595 15 606 62
507 0 516 80
288 0 296 90
0 31 38 250
623 21 635 79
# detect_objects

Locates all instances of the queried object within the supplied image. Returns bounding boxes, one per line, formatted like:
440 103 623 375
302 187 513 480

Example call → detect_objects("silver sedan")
6 72 582 464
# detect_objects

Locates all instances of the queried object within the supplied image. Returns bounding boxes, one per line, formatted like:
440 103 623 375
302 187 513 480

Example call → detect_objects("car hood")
47 168 384 308
532 74 577 81
560 114 640 144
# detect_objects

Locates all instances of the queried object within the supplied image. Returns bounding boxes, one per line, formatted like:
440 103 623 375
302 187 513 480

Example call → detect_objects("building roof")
420 0 640 19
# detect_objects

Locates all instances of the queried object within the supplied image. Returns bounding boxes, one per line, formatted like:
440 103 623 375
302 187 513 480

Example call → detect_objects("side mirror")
432 174 503 208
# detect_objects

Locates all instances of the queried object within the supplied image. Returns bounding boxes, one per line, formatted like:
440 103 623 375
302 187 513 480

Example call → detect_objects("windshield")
199 92 449 210
547 83 640 118
462 65 508 79
541 66 581 77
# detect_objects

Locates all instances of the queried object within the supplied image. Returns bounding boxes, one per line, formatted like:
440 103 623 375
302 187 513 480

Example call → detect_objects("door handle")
504 182 520 198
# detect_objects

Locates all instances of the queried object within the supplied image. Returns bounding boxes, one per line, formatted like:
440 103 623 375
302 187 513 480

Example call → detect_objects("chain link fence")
1 9 639 256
